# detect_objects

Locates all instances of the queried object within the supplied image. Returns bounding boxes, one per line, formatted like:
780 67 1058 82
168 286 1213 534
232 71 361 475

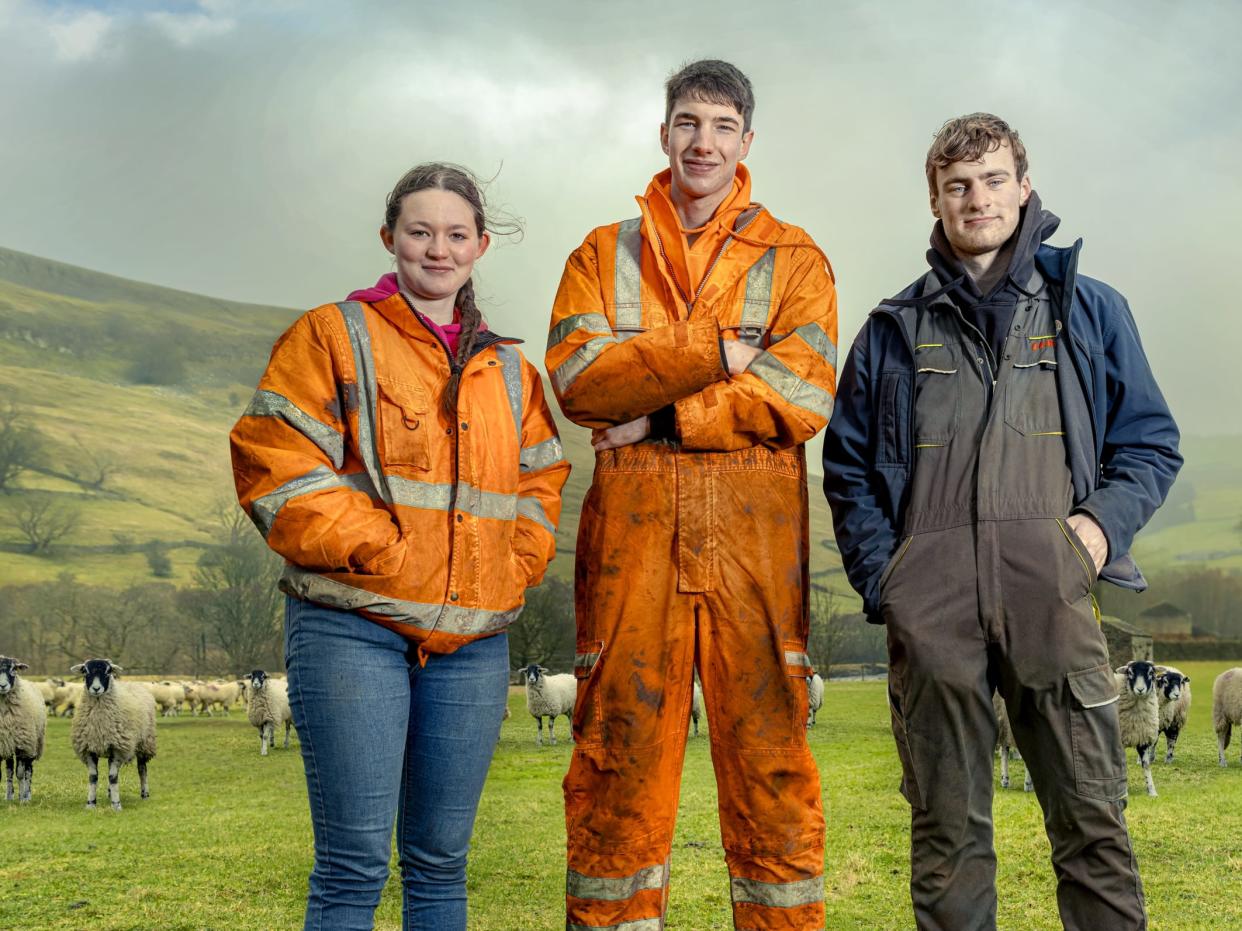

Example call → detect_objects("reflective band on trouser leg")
566 861 669 930
731 874 825 930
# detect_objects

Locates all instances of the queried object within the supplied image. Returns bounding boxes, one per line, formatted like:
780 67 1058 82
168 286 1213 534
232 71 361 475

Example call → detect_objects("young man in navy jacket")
824 113 1180 931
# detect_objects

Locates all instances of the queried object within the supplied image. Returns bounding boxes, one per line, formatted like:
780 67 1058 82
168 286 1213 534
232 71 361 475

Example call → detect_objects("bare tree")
7 493 81 554
807 585 850 677
508 576 575 671
68 436 122 492
0 401 45 494
185 504 284 672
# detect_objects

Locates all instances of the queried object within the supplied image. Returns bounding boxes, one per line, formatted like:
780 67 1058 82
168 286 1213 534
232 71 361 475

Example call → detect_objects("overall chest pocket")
378 380 432 472
912 344 960 446
1003 333 1061 437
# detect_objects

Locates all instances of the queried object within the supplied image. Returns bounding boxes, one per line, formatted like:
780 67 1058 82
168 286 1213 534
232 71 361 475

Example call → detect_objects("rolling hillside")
0 245 1236 608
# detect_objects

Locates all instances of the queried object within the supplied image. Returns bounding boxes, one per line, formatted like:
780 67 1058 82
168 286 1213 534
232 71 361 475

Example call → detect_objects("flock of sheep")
5 654 1242 811
994 660 1242 797
0 656 295 810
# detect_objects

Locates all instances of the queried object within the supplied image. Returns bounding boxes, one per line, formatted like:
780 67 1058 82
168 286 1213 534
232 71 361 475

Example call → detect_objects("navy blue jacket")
823 240 1182 622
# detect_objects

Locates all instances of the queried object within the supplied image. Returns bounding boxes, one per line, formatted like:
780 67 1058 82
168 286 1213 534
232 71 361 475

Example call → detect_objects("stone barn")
1136 601 1194 638
1101 616 1154 667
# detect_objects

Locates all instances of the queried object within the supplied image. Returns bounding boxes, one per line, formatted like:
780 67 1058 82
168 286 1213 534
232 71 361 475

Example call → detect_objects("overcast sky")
2 0 1238 435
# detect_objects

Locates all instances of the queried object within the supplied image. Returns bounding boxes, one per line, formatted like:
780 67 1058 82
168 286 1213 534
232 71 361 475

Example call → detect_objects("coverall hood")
642 164 752 302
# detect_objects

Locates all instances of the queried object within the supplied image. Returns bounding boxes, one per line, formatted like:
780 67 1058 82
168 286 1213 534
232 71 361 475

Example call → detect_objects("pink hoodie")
345 274 486 357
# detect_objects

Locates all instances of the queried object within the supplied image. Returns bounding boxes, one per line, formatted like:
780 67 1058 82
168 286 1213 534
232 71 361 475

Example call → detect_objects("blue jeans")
284 597 509 931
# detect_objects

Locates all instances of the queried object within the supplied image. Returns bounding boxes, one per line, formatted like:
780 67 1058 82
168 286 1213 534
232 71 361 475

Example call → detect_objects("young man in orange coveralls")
546 60 838 930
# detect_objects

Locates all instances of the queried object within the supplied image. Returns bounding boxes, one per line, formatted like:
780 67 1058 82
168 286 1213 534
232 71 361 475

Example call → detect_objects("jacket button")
456 514 463 523
445 427 453 435
449 592 459 601
460 421 469 431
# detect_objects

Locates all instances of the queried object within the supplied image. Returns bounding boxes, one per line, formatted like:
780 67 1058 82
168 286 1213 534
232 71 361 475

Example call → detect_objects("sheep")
992 691 1032 791
1115 661 1160 797
246 670 293 756
523 664 575 746
691 679 705 736
33 677 63 710
141 681 186 717
0 657 47 803
54 681 83 717
1153 666 1192 763
806 673 824 727
69 659 157 811
203 679 245 716
1213 667 1242 768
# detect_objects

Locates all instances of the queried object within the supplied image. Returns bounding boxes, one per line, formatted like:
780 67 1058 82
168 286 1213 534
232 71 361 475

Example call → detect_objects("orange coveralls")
547 166 838 930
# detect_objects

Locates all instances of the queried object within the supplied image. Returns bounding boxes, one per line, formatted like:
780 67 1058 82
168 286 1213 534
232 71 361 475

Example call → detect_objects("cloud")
46 7 114 62
146 0 236 47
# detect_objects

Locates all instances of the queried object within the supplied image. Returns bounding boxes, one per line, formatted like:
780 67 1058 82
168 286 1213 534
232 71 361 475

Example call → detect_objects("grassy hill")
0 245 1236 608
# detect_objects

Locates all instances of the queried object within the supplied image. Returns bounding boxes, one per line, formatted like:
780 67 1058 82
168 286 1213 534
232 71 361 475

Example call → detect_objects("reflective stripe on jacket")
231 292 570 654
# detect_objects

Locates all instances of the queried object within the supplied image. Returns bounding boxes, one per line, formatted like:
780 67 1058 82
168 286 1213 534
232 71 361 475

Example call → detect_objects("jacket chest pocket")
912 344 960 447
378 380 432 472
1003 334 1061 437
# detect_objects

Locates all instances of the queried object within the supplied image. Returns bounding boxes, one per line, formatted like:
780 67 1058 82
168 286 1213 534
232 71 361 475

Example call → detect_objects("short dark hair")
664 59 755 132
925 112 1028 194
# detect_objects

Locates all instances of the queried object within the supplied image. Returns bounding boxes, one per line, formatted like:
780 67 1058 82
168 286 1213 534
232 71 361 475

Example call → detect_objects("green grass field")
2 660 1240 930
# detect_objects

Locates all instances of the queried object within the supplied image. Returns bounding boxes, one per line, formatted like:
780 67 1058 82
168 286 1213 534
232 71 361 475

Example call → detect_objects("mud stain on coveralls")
631 672 663 710
324 382 359 422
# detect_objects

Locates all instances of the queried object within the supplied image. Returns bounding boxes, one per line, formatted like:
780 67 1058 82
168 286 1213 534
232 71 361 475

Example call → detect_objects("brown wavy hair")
384 163 521 418
925 113 1028 195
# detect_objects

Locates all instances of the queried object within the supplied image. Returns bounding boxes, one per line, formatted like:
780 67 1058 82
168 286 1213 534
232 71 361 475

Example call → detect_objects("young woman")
230 163 569 930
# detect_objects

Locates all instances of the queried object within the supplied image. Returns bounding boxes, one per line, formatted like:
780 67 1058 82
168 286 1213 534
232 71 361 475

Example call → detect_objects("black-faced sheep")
246 670 293 756
0 657 47 803
69 659 157 811
523 664 575 746
1154 666 1191 762
992 691 1032 792
1115 661 1159 797
806 673 824 727
1213 667 1242 768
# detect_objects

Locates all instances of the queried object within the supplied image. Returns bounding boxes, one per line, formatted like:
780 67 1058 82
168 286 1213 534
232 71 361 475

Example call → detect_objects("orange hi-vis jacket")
548 166 838 931
231 292 570 655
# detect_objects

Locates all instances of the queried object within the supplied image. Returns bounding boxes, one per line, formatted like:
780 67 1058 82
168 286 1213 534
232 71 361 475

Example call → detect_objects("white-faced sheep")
992 691 1032 791
201 679 244 716
1154 666 1192 762
523 664 575 746
55 681 83 717
1115 661 1160 797
1213 667 1242 768
33 677 63 711
691 679 705 736
806 673 824 727
246 670 293 756
69 659 157 811
0 657 48 803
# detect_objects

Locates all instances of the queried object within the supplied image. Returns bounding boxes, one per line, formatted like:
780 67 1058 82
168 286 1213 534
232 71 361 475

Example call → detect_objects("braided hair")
383 163 519 418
